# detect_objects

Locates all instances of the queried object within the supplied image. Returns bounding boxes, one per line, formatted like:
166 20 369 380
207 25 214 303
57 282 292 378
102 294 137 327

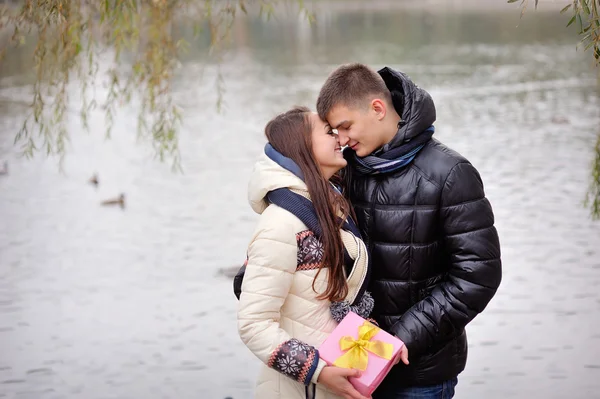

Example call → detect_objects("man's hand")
317 366 372 399
393 345 409 366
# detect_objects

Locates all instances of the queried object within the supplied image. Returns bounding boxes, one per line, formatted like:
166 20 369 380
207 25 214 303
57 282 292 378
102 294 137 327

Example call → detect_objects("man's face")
326 103 386 158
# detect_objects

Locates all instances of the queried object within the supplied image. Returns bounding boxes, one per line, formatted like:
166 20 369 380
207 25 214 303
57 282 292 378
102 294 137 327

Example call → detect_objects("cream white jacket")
237 154 368 399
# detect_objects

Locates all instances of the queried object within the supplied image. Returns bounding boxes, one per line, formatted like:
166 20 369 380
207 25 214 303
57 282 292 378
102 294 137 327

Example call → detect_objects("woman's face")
310 112 347 179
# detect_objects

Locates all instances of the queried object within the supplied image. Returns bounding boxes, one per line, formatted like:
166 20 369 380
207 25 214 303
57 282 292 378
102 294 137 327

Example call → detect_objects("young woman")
237 107 375 399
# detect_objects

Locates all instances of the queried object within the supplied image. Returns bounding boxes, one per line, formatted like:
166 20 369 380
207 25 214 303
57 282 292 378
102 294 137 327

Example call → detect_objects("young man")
316 64 502 398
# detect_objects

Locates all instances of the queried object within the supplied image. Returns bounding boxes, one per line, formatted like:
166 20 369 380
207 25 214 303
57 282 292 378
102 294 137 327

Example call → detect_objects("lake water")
0 1 599 398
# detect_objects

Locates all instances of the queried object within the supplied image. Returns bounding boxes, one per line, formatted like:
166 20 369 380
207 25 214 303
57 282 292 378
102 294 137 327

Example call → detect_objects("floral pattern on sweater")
296 230 324 271
267 338 319 385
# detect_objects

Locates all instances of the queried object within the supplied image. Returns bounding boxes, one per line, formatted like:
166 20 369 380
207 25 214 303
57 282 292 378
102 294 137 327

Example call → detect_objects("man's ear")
371 99 387 121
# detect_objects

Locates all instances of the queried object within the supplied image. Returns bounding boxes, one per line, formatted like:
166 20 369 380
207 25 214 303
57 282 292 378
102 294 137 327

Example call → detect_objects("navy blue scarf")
350 125 434 175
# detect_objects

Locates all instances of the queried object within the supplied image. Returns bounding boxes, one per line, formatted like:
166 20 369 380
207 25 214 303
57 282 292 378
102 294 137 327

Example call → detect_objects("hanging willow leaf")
561 4 572 13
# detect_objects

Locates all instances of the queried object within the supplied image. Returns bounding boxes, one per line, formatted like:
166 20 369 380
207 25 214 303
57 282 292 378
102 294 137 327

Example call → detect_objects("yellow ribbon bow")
333 321 394 371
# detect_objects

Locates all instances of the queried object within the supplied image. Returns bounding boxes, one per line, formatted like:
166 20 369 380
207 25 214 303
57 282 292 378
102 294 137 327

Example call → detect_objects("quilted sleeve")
391 161 502 356
237 215 326 385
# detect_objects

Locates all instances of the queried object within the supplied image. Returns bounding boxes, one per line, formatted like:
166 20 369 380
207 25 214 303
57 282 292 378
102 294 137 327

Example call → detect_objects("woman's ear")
371 99 387 121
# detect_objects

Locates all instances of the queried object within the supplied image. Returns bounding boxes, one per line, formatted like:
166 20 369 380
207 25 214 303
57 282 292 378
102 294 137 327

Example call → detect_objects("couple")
236 64 502 399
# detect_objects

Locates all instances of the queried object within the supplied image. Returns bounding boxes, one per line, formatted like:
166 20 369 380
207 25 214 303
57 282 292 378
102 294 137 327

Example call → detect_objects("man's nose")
337 130 350 146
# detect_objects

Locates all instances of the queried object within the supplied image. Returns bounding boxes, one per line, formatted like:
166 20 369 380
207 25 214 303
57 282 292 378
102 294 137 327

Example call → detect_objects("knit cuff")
268 339 319 385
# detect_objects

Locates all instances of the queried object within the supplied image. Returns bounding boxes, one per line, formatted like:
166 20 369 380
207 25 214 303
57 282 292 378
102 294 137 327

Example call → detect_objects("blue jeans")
373 378 458 399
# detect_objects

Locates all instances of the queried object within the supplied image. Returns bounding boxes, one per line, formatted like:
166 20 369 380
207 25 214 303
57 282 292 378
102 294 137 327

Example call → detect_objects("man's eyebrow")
333 120 349 129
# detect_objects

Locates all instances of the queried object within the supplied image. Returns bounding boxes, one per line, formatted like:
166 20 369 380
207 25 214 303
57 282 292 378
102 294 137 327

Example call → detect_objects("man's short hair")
316 63 392 120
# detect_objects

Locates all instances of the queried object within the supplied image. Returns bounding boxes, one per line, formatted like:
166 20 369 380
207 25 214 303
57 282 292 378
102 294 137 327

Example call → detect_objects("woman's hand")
393 345 409 366
317 366 371 399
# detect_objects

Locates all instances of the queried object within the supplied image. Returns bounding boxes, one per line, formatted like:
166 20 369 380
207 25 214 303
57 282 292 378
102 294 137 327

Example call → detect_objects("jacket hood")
248 153 307 215
378 67 437 150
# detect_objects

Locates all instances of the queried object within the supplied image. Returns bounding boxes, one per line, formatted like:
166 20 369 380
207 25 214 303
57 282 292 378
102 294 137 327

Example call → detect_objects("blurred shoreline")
308 0 567 13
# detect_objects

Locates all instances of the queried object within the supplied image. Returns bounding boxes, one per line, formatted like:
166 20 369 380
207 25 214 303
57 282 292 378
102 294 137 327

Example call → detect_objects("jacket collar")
378 67 437 152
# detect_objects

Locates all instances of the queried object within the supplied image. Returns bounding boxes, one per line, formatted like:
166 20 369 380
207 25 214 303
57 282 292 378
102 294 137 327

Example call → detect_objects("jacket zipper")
409 180 421 305
366 178 381 252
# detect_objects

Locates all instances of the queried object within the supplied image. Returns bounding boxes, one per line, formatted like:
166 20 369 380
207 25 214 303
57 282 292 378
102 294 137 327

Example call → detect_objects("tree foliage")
0 0 310 169
511 0 600 218
587 131 600 218
511 0 600 65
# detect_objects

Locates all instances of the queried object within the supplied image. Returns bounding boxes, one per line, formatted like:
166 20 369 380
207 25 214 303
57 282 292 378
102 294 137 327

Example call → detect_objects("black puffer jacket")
344 67 502 387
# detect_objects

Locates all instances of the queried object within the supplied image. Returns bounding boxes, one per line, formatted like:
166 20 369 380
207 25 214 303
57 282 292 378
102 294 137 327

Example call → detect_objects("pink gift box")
319 312 404 396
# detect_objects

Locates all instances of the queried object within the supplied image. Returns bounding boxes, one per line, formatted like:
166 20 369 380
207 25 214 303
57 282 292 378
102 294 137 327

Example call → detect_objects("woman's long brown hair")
265 106 352 303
